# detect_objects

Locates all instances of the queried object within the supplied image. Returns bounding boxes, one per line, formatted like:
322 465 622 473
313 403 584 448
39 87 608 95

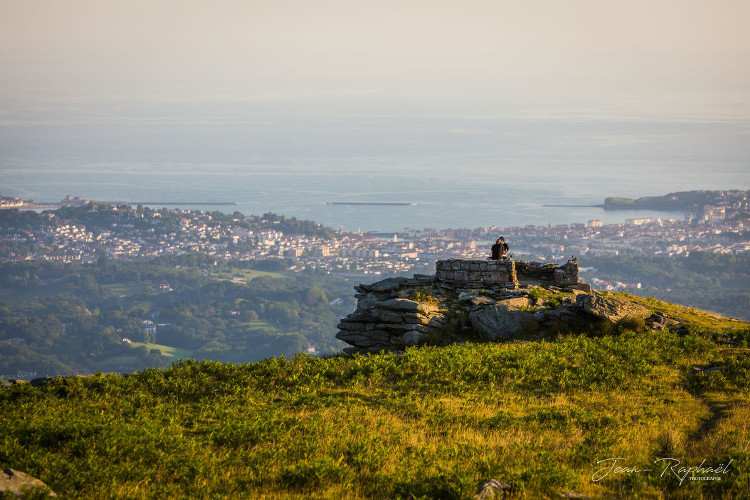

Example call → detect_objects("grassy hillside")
1 299 749 498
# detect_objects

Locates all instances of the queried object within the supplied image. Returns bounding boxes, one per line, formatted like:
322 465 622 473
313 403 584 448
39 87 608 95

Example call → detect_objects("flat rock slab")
376 298 439 315
576 293 651 323
365 278 407 292
495 297 531 309
470 296 496 306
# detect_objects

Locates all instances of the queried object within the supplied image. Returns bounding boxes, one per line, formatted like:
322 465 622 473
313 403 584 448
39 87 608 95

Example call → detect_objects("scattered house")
307 344 317 354
122 338 132 344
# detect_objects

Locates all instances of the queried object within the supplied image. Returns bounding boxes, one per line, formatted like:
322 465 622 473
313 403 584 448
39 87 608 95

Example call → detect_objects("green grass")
608 291 745 331
210 268 285 282
2 323 749 498
101 283 145 297
92 343 194 372
128 343 194 362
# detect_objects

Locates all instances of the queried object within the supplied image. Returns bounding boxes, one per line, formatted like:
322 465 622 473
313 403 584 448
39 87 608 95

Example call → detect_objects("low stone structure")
435 258 586 290
516 258 582 288
435 259 517 289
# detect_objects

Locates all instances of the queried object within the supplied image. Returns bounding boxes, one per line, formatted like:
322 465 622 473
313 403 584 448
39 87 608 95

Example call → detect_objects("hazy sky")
2 0 750 121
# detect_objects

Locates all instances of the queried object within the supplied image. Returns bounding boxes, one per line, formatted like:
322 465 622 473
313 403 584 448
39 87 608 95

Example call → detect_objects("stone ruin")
435 258 584 290
435 259 517 289
516 258 582 288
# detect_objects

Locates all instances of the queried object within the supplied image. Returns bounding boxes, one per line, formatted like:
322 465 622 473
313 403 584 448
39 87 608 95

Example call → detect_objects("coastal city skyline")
2 190 747 280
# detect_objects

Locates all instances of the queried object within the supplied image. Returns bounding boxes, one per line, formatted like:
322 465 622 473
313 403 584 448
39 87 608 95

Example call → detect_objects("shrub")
408 287 442 306
615 316 648 334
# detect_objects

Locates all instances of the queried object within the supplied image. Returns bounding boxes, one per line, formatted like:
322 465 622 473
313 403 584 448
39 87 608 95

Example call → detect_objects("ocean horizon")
1 115 748 232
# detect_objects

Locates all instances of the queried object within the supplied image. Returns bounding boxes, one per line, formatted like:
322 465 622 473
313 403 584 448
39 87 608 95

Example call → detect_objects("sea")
1 114 748 233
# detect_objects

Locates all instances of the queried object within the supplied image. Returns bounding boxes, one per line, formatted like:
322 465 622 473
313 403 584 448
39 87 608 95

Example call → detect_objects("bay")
1 115 747 232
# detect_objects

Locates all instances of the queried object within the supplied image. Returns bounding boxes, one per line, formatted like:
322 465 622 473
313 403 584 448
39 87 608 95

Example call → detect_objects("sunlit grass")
128 342 194 361
2 324 749 498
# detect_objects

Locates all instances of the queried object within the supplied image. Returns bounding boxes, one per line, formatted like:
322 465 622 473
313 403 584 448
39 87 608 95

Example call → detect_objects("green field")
101 283 145 297
2 322 749 498
209 268 286 282
92 343 194 372
128 342 194 361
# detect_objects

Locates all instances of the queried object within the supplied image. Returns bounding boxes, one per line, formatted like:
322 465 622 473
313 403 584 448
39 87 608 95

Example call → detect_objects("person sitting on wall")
490 237 510 260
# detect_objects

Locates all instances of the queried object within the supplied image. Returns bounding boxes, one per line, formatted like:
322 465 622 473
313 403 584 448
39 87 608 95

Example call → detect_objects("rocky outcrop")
337 274 564 351
336 275 446 353
335 259 664 353
576 293 651 323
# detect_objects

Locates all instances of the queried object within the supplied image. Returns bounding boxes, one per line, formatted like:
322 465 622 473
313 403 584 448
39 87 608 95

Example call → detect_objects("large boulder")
0 468 56 497
469 305 535 340
475 479 509 499
576 293 651 323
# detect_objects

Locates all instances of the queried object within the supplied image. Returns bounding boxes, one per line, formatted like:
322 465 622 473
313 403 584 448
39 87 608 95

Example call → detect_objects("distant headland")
544 189 749 213
601 190 748 211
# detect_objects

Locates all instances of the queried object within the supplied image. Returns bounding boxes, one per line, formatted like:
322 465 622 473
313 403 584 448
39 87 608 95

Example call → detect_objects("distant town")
1 191 748 286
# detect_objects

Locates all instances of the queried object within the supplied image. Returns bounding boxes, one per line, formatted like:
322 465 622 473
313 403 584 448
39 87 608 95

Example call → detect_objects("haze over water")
1 1 749 231
0 123 740 233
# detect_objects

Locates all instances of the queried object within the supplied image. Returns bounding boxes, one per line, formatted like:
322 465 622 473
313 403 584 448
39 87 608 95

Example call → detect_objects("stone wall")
515 258 580 287
436 258 583 290
435 259 518 289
